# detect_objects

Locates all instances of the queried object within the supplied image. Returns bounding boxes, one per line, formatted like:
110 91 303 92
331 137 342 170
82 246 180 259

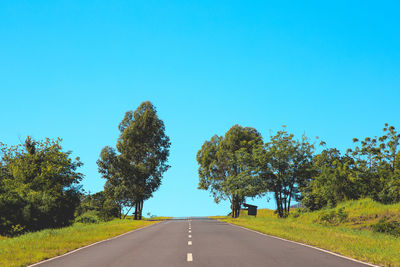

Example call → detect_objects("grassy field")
218 198 400 267
0 219 158 267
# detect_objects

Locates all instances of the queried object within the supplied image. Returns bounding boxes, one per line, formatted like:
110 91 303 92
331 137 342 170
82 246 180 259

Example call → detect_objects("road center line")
189 230 191 233
188 241 192 245
188 235 192 238
187 253 193 262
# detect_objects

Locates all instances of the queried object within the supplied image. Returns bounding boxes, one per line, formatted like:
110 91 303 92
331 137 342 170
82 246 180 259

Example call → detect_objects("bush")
0 137 83 236
371 217 400 236
75 213 99 224
10 224 25 236
319 208 348 225
337 207 349 222
291 208 304 218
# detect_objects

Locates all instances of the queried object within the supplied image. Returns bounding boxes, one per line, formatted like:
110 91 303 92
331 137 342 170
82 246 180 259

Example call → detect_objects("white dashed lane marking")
187 220 193 261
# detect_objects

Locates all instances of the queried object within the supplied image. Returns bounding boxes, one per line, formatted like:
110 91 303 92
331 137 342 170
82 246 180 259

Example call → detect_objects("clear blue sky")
1 1 399 217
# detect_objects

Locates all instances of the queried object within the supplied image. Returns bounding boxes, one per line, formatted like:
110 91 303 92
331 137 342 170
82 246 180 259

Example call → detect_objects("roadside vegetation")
0 218 158 267
0 101 169 238
199 123 399 265
218 198 400 267
0 101 170 265
97 101 171 220
197 123 400 219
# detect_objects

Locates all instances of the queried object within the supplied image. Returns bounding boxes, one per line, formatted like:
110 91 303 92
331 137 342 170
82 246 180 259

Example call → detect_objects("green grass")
0 219 158 267
218 198 400 267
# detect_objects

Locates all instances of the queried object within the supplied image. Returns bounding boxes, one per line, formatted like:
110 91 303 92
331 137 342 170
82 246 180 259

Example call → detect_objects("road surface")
32 218 375 267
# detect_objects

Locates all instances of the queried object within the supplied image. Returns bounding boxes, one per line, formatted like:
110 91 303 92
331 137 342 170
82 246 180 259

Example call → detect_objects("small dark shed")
243 203 258 216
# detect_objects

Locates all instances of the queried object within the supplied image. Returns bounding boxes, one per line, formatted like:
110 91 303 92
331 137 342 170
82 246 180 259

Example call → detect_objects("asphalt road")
32 218 375 267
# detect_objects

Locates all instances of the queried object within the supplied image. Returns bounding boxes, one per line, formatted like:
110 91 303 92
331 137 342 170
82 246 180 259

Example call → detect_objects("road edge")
221 220 380 267
28 220 164 267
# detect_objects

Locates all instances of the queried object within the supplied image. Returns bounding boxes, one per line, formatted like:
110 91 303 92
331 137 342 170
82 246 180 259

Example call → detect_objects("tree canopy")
197 124 400 218
197 125 263 218
0 137 83 235
254 129 314 217
97 101 171 220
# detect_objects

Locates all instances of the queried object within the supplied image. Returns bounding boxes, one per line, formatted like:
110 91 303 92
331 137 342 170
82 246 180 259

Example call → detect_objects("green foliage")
97 101 171 220
351 123 400 203
302 123 400 211
75 191 120 222
0 137 83 236
98 197 121 221
10 224 25 236
197 125 263 217
74 212 99 224
318 208 348 225
371 217 400 237
301 149 359 211
197 123 400 218
254 128 315 217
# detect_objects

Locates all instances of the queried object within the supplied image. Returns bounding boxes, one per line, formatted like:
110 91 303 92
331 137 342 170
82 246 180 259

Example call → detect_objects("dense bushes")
318 208 348 225
75 191 120 222
301 124 400 211
74 211 99 224
372 217 400 236
0 137 83 236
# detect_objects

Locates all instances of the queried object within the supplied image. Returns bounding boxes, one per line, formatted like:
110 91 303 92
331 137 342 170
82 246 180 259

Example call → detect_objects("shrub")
0 137 82 236
291 209 304 218
319 208 348 225
10 224 25 236
337 207 349 222
371 217 400 236
319 211 337 224
75 213 99 224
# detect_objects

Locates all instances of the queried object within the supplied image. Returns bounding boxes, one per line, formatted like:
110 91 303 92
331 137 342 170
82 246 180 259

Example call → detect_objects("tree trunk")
231 195 235 218
283 197 287 214
231 195 241 218
138 200 143 220
134 202 138 220
287 184 294 214
235 200 239 218
275 190 284 218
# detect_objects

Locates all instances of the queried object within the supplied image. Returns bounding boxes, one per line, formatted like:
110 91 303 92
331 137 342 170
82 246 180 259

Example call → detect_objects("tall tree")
197 125 263 218
296 123 400 211
255 129 314 217
300 148 358 210
98 101 171 220
350 123 400 203
97 146 129 218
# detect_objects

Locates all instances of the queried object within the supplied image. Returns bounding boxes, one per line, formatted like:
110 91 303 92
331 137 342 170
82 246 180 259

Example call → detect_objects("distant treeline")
197 124 400 218
0 101 170 236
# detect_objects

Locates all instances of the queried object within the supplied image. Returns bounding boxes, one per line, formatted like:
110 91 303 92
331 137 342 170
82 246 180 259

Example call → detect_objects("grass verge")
217 198 400 267
0 219 158 267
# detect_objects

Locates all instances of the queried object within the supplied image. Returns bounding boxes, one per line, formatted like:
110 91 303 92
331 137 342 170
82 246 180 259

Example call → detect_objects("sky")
1 1 399 217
